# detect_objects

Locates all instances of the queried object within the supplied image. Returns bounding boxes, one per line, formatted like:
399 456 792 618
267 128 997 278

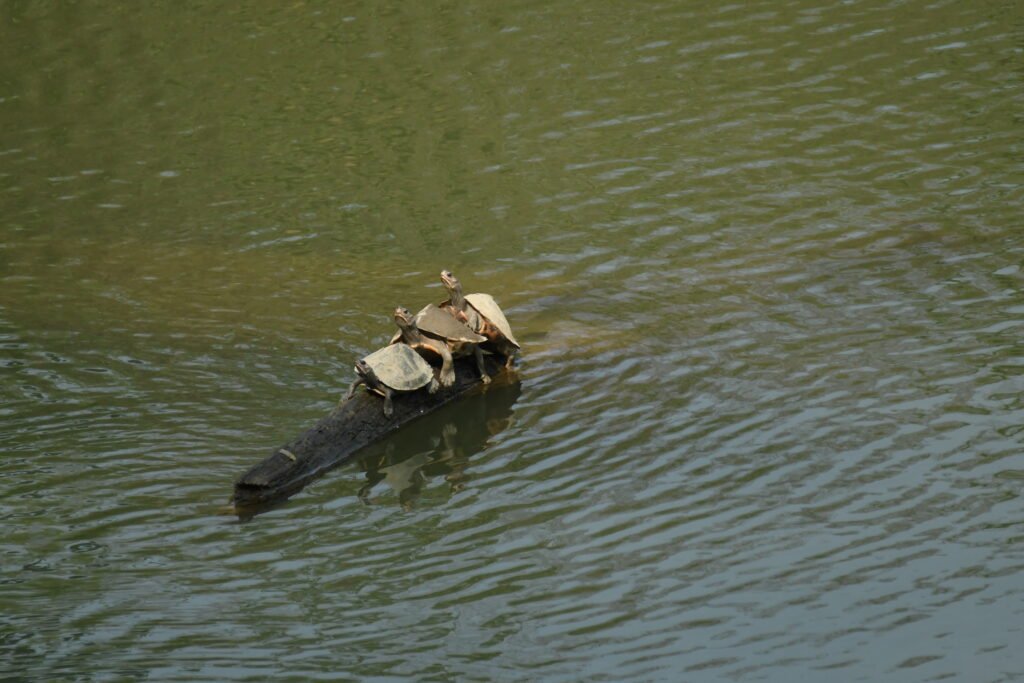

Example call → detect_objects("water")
2 0 1022 680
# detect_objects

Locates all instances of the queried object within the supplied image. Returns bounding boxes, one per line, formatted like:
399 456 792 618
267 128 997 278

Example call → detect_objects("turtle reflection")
355 376 521 510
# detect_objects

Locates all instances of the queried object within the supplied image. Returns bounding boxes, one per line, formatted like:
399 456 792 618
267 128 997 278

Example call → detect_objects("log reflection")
355 375 521 510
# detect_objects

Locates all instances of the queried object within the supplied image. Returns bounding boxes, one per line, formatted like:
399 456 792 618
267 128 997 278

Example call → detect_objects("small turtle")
346 343 438 417
440 270 520 368
391 306 457 387
392 304 489 385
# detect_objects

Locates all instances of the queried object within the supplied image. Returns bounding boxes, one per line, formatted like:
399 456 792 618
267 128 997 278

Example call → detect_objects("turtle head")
393 306 415 329
355 358 379 384
444 270 468 307
440 270 461 293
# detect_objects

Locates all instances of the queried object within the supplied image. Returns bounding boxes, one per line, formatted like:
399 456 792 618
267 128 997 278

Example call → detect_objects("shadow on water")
354 376 522 511
231 375 521 520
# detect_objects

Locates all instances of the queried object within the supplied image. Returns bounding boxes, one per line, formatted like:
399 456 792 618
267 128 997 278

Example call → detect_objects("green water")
2 1 1022 680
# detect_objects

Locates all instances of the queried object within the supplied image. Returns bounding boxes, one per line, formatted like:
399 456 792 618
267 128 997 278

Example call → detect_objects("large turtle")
346 343 439 417
392 304 489 385
440 270 520 368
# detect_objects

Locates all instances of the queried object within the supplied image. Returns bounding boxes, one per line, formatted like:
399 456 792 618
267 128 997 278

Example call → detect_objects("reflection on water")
357 377 521 510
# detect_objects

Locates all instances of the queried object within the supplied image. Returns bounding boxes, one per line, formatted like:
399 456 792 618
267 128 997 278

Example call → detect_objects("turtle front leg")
437 344 455 387
466 307 481 333
382 387 394 417
473 346 490 384
344 377 365 402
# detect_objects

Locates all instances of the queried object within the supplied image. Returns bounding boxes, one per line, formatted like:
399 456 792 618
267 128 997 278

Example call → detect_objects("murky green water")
2 1 1023 680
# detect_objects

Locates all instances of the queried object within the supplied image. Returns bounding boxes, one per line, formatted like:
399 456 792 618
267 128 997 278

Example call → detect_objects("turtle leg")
427 377 439 394
474 346 490 384
344 377 365 402
438 344 455 387
382 387 394 417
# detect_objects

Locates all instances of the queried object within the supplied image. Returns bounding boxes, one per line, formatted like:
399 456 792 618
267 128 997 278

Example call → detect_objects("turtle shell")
414 304 485 343
361 344 435 392
465 293 519 348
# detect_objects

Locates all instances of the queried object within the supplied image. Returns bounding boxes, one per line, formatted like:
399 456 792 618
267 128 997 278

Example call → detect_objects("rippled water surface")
2 1 1023 680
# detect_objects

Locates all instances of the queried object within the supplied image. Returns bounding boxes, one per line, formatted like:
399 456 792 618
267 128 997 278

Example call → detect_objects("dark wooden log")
232 354 511 510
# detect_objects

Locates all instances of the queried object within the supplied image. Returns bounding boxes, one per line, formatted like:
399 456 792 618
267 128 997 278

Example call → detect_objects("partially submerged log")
232 354 511 510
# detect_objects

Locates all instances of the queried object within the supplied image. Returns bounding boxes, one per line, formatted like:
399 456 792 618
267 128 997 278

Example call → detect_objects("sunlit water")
2 1 1022 680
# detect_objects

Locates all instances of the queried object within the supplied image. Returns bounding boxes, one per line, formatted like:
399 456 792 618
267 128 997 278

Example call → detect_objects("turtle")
391 304 489 386
345 343 439 417
439 270 520 368
439 269 482 331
